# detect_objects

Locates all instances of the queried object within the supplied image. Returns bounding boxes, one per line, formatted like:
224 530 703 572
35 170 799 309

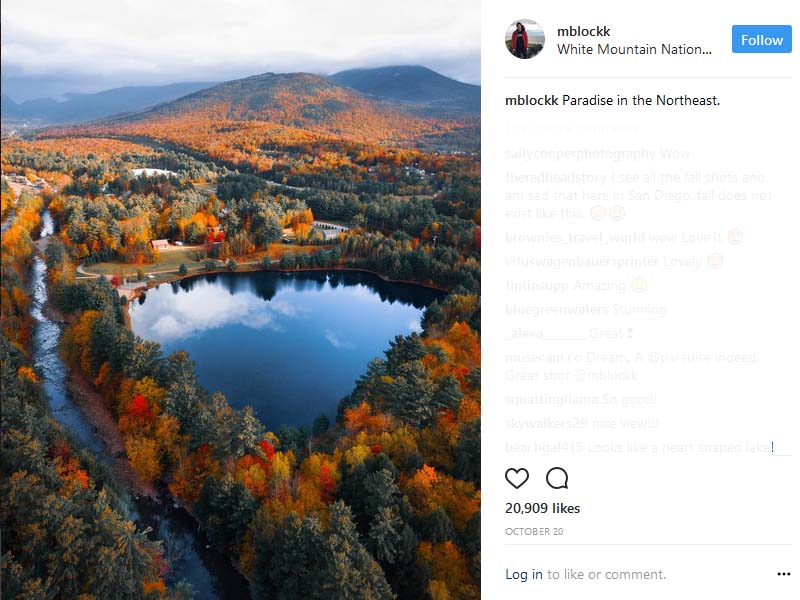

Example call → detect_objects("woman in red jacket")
511 22 529 58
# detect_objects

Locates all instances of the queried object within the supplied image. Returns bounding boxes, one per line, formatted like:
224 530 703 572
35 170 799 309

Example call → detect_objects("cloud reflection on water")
135 283 297 343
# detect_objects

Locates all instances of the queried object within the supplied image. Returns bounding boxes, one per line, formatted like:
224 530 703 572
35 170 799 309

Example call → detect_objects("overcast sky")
1 0 480 101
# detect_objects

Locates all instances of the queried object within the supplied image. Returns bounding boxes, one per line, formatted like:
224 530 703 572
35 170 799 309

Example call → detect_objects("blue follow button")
732 25 792 53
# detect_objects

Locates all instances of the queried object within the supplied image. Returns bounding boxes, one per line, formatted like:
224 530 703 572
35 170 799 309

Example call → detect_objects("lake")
128 270 441 430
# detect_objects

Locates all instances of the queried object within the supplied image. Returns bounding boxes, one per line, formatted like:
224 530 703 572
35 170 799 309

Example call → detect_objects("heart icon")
505 467 529 489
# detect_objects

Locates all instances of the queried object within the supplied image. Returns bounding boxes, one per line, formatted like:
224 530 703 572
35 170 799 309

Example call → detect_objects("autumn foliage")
2 76 481 597
1 202 166 597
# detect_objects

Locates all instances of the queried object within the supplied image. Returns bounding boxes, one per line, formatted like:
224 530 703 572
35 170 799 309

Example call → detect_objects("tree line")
0 192 169 598
2 132 482 598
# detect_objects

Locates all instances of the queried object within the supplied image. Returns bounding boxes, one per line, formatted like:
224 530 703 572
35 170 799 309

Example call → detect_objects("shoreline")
36 238 252 588
38 269 253 591
52 255 448 588
121 262 449 306
41 274 254 590
65 368 159 499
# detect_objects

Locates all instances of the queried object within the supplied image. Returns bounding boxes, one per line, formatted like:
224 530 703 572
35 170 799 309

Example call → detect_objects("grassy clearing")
83 247 206 276
81 243 335 281
265 242 330 259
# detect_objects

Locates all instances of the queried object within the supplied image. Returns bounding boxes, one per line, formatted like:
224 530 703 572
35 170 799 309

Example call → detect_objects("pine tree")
319 502 395 600
423 507 456 543
367 505 402 564
432 374 463 412
385 361 435 427
454 418 480 486
195 476 257 550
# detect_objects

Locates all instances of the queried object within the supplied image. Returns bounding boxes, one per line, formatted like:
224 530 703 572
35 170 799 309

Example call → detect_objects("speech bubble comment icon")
505 468 529 489
546 467 569 490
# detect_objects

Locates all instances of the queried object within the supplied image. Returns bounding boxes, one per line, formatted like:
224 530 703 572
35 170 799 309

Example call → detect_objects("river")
30 211 251 599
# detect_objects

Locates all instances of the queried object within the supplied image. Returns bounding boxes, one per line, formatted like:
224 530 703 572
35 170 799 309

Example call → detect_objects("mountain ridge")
5 66 479 127
94 68 479 149
1 81 216 124
331 65 480 114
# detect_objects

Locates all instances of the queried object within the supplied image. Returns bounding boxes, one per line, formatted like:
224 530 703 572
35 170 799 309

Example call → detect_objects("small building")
151 239 169 251
131 168 177 178
312 221 349 241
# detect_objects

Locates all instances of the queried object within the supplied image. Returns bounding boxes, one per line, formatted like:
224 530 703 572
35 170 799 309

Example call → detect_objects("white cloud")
130 280 293 342
151 314 183 339
324 328 354 350
408 319 423 333
1 0 479 98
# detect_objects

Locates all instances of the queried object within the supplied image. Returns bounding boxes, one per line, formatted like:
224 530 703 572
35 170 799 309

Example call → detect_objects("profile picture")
506 19 545 59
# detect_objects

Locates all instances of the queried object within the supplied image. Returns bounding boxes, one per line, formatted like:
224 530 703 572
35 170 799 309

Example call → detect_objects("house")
402 166 427 177
151 239 169 251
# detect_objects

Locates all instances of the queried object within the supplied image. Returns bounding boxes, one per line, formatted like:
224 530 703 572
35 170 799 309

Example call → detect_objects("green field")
79 241 335 286
81 247 210 278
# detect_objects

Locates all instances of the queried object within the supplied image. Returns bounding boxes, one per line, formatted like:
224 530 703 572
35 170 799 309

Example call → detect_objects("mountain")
131 72 368 122
1 94 20 117
109 71 479 147
1 82 216 124
331 66 480 114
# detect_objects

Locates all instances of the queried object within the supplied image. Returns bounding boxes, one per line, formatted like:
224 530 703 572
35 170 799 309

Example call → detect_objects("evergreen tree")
385 361 435 427
44 236 66 268
125 339 168 384
318 502 395 600
454 418 481 486
432 374 463 412
363 469 402 520
313 413 331 437
384 334 426 372
195 476 257 550
421 299 443 330
254 502 394 600
276 424 309 456
367 505 402 564
423 507 456 543
164 351 205 437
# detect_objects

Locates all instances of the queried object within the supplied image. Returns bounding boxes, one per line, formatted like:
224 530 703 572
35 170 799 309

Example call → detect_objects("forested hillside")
2 63 480 599
1 193 168 598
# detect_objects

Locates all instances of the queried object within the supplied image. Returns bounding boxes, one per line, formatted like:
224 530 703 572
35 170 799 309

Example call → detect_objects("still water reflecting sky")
129 270 440 430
